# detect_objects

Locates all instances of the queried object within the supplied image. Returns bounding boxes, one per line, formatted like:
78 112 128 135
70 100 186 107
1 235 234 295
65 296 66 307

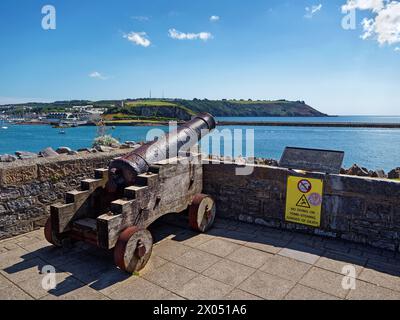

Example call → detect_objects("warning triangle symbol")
296 195 311 208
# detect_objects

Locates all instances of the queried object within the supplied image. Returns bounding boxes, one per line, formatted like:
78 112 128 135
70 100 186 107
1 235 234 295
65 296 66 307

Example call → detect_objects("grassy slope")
2 99 327 120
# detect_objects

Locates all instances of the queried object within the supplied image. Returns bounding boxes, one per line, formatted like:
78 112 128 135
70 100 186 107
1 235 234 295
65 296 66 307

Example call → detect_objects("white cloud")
352 1 400 45
123 32 151 47
342 0 385 13
168 29 213 41
89 72 107 80
305 4 322 18
395 46 400 51
210 15 220 22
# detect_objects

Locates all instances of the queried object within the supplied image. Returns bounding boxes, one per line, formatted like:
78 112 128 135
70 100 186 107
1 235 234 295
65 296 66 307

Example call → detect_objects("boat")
59 130 66 135
1 126 8 130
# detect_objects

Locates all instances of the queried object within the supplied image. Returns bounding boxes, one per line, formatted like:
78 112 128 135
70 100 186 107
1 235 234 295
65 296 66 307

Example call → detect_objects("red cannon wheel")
189 194 216 232
114 227 153 273
44 217 62 247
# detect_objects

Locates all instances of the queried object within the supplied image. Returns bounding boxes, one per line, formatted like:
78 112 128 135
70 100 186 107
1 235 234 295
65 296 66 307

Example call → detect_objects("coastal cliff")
1 99 327 122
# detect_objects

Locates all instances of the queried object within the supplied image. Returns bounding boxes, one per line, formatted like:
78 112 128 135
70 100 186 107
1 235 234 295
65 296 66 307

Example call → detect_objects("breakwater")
218 121 400 128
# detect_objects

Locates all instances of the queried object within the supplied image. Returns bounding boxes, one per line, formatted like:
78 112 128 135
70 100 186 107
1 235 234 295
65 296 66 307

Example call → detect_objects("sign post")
285 176 323 227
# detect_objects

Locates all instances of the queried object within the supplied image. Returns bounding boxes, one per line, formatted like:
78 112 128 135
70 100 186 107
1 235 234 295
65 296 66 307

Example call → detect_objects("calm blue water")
1 116 399 171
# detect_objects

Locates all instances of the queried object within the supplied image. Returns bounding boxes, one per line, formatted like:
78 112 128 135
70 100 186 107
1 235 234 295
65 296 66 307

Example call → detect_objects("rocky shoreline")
1 146 399 180
0 141 141 163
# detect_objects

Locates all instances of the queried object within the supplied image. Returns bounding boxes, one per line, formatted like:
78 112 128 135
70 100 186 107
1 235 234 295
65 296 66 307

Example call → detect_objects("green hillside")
1 98 327 121
104 99 326 120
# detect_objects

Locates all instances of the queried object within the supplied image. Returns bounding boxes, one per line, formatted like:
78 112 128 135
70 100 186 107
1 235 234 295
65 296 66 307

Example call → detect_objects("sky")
0 0 399 115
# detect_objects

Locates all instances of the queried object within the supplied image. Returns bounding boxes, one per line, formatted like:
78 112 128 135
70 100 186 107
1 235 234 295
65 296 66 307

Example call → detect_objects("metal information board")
279 147 344 174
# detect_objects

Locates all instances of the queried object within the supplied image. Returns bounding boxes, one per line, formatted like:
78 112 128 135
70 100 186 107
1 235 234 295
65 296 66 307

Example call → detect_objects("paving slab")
171 230 213 248
139 255 169 276
315 252 365 276
346 280 400 300
284 284 339 300
226 246 273 269
16 271 78 299
174 248 221 273
88 268 132 295
197 238 241 257
143 262 197 292
299 267 349 298
202 259 256 287
245 235 288 254
42 285 109 300
0 284 33 300
0 248 30 269
223 289 262 300
238 270 296 300
260 255 312 282
175 275 233 300
152 239 191 261
108 277 172 300
0 273 13 290
279 245 322 265
358 268 400 292
1 257 49 283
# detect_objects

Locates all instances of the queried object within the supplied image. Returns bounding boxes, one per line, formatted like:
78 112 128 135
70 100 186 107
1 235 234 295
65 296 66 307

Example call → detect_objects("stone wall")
0 149 132 239
203 161 400 252
1 153 400 252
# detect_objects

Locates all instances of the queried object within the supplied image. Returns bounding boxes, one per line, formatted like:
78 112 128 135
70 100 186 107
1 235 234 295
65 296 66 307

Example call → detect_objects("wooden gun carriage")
44 114 217 273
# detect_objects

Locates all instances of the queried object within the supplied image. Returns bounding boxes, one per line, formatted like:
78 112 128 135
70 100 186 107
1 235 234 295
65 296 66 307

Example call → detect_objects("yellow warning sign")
285 176 323 227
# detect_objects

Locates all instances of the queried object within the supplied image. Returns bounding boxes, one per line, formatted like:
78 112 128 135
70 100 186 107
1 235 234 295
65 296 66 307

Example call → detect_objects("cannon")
44 113 217 273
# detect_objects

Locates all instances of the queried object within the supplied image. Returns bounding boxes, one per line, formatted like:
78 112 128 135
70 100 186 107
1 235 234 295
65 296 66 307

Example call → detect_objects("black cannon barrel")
107 113 216 192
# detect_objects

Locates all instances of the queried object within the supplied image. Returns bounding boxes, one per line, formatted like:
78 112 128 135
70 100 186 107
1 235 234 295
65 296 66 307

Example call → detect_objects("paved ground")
1 215 400 300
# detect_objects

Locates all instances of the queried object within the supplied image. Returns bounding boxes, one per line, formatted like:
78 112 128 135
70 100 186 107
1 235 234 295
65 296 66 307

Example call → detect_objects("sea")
1 116 400 171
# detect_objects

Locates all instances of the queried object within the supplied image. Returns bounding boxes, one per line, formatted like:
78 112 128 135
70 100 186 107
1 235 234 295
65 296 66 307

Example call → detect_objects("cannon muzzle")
107 113 216 192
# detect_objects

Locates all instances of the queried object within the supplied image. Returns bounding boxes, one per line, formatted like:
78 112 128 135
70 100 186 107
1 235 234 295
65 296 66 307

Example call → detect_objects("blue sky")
0 0 399 115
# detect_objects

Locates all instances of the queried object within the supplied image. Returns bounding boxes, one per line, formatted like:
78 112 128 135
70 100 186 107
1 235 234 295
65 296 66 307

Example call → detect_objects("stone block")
0 164 38 186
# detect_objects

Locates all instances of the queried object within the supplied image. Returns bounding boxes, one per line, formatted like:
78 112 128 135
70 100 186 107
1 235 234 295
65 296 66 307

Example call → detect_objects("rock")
68 150 79 156
125 141 136 146
246 157 256 163
388 167 400 179
234 157 246 165
110 143 120 148
340 168 347 174
39 147 59 158
77 148 91 153
264 159 279 167
56 147 72 154
0 154 17 162
15 151 38 160
346 164 369 177
119 143 130 149
375 169 387 178
96 145 113 152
